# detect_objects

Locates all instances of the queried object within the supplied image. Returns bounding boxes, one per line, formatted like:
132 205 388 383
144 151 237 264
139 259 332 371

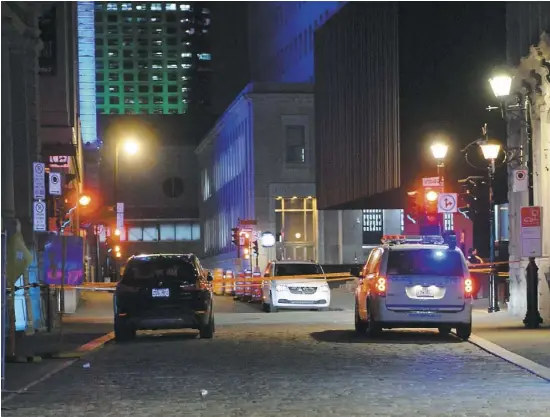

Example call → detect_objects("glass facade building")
93 1 211 115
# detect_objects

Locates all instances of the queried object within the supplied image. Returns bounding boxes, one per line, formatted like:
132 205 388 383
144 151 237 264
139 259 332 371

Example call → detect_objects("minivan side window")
366 249 383 276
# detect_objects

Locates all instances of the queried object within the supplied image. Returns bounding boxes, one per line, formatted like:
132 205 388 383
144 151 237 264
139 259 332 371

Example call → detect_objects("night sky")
398 2 507 197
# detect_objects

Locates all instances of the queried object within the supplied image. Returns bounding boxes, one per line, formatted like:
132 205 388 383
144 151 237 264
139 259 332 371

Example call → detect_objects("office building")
93 1 212 115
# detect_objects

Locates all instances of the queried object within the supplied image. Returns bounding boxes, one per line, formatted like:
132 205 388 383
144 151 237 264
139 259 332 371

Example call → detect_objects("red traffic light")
426 190 439 202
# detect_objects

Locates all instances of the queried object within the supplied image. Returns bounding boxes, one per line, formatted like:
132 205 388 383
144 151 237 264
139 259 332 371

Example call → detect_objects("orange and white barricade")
243 270 253 301
235 272 245 299
213 268 224 295
251 271 262 302
224 270 234 296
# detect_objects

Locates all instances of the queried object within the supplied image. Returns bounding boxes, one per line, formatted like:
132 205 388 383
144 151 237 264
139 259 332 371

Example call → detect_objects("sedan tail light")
376 276 387 296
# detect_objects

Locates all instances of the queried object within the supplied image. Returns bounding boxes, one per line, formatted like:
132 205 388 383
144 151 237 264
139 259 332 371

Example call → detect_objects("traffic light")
231 227 240 246
243 247 250 259
422 189 441 235
240 231 250 248
252 240 259 256
458 176 485 220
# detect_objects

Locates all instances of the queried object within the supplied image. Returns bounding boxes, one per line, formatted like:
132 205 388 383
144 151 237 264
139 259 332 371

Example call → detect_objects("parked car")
261 260 331 312
113 253 215 341
353 235 473 340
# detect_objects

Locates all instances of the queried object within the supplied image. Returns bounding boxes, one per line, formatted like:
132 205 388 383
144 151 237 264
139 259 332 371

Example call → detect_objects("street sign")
116 212 124 229
48 172 62 195
116 202 124 229
422 176 442 187
33 162 46 200
520 206 543 257
33 201 47 231
512 169 528 193
437 193 458 213
48 155 70 168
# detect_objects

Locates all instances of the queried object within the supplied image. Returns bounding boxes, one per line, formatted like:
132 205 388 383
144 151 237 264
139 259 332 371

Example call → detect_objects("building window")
106 3 118 11
96 85 105 93
180 4 191 11
142 226 158 241
123 85 135 93
363 209 383 232
121 3 132 11
139 85 148 93
275 197 316 260
128 227 142 241
160 224 176 241
285 125 306 164
151 3 162 11
166 3 176 11
109 96 120 105
108 86 119 93
162 177 185 198
198 53 211 61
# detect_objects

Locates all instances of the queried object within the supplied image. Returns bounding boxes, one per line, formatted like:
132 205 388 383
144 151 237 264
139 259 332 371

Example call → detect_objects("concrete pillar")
1 25 16 223
10 35 33 246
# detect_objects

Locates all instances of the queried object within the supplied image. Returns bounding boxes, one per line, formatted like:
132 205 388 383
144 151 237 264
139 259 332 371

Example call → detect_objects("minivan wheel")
114 318 135 342
456 323 472 341
354 304 367 334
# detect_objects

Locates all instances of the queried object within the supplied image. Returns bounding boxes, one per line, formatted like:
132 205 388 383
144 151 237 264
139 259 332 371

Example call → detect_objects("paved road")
4 301 550 416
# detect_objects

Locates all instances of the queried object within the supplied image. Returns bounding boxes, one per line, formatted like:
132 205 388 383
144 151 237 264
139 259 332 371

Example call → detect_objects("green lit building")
94 2 211 115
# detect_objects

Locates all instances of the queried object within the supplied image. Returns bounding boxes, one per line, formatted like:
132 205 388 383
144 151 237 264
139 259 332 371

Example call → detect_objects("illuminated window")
124 97 135 105
198 53 211 61
121 3 132 11
108 73 119 81
151 3 162 11
153 97 163 104
135 4 147 11
107 50 118 57
166 3 176 11
176 224 192 241
167 61 177 69
363 210 383 232
108 85 119 93
106 3 117 11
181 52 192 58
153 108 163 114
128 227 142 242
151 74 163 81
160 224 176 241
123 85 135 93
180 4 191 11
181 64 191 69
138 97 148 104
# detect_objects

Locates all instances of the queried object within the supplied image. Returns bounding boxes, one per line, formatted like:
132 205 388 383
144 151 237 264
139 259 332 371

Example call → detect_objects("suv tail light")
464 277 474 297
376 276 387 296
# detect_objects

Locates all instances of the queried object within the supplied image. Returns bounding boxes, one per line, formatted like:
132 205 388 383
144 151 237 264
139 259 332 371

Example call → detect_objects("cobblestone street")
3 294 550 417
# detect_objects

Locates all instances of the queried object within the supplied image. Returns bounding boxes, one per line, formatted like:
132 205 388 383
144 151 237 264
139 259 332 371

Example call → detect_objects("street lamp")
479 131 501 313
79 195 92 207
114 138 140 205
487 69 543 328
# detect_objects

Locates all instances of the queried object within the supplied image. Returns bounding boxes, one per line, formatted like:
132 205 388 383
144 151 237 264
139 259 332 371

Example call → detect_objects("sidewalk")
3 292 114 394
472 305 550 369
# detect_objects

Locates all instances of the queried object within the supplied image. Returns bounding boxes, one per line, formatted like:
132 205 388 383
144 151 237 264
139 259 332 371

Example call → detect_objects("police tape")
7 269 512 293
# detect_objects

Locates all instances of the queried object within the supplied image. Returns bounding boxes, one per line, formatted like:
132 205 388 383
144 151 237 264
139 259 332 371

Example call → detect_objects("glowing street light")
426 190 438 202
479 139 501 161
430 142 449 161
114 228 121 236
489 73 512 98
79 195 92 206
122 139 139 156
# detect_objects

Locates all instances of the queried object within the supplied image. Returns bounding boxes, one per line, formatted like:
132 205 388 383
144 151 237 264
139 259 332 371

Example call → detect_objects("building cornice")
513 32 550 115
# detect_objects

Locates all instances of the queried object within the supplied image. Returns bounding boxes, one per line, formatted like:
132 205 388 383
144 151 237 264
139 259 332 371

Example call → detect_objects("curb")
466 332 550 382
2 331 115 403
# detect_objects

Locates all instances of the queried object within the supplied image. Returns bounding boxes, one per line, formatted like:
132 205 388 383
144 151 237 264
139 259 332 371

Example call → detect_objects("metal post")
1 231 8 391
59 234 66 344
522 96 543 328
113 141 119 282
487 160 499 313
95 225 101 283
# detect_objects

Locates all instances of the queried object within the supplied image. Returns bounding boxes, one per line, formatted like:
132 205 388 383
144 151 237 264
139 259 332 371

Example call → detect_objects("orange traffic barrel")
243 270 253 301
235 271 245 299
213 268 224 295
224 270 234 296
251 272 262 302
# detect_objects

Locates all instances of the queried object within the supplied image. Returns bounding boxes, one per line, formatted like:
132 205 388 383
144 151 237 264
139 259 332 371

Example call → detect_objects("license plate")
416 287 434 298
152 288 170 298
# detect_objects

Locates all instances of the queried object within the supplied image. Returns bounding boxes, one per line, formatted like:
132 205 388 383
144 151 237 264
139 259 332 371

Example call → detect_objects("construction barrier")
212 268 224 295
224 270 234 296
235 272 245 299
251 272 263 302
243 270 253 301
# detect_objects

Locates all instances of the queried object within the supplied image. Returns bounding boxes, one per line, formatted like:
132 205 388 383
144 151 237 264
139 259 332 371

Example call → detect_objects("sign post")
33 201 47 232
520 206 543 257
48 172 62 196
33 162 46 200
512 169 528 193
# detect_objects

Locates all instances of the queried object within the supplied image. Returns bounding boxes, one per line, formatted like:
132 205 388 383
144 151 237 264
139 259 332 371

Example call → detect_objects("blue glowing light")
77 2 98 145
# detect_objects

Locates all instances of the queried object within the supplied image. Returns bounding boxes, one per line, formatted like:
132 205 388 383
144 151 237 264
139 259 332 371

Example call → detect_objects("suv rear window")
122 256 198 283
387 249 465 276
275 263 323 277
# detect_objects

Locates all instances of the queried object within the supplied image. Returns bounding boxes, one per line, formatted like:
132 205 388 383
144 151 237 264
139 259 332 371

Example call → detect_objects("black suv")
113 254 215 341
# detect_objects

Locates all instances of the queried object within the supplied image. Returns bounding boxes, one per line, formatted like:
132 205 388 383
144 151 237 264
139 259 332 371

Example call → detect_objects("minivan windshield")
275 263 323 277
387 249 464 276
122 256 197 283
